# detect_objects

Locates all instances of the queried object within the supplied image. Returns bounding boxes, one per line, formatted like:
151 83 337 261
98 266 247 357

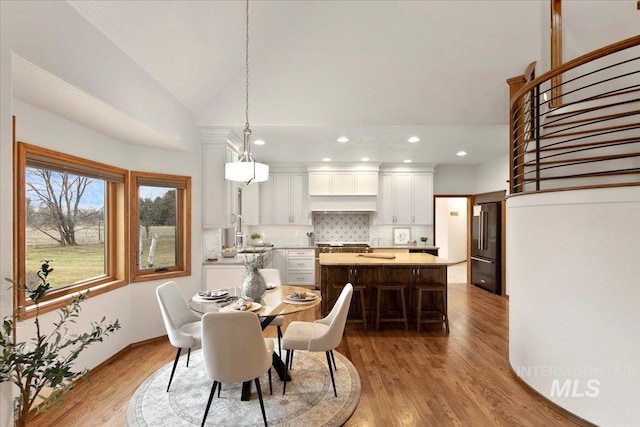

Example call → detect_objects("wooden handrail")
509 34 640 194
510 35 640 109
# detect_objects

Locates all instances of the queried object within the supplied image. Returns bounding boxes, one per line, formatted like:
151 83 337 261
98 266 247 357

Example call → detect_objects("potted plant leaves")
0 260 121 427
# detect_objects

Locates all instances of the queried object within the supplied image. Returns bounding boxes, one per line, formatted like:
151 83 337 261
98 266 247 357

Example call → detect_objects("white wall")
433 164 476 194
12 99 204 355
3 1 199 152
563 0 640 62
508 187 640 426
473 155 509 195
435 197 467 263
0 3 14 424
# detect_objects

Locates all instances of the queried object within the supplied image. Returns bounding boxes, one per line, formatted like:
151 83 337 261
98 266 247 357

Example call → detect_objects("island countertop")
319 252 454 266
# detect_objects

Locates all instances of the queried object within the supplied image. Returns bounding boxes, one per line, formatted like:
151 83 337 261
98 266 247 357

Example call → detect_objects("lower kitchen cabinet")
284 249 315 285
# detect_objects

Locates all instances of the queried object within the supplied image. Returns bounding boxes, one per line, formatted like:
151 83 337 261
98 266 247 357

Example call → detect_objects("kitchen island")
319 252 453 330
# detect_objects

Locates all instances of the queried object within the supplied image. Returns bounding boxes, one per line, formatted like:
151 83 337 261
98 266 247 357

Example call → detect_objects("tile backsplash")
313 213 370 243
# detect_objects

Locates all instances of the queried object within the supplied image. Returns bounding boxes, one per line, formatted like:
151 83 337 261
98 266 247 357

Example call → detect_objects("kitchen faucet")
235 214 245 249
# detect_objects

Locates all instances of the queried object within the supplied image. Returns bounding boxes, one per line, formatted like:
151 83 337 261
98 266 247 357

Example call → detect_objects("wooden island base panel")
319 252 453 330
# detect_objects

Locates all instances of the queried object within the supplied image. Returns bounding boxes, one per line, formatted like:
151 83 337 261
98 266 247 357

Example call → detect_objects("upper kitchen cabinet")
376 168 434 225
201 129 242 228
261 171 310 225
308 169 378 195
241 182 260 225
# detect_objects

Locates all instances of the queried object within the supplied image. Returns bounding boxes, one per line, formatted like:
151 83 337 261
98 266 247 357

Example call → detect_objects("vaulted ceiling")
28 1 547 165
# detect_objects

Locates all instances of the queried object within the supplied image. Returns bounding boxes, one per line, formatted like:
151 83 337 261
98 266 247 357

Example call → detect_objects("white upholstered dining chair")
258 268 285 355
282 283 353 397
156 280 202 392
201 311 274 427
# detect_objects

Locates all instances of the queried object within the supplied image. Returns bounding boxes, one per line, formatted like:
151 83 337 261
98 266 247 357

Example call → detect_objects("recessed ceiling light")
407 136 420 143
457 151 467 156
322 157 331 162
254 139 265 145
403 159 412 163
361 157 370 162
337 136 349 143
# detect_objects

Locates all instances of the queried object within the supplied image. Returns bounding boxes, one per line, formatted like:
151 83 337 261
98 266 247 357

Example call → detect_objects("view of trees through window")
25 167 106 289
138 186 177 270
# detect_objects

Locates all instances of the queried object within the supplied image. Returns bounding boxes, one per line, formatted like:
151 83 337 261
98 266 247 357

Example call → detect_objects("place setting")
265 282 278 291
221 297 262 313
193 289 241 308
284 290 318 305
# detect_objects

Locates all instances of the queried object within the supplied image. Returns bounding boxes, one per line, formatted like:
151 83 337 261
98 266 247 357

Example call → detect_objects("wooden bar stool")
415 283 449 333
347 285 368 331
372 282 408 331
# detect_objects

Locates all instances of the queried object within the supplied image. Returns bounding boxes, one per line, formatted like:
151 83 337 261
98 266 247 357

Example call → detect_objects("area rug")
127 340 360 426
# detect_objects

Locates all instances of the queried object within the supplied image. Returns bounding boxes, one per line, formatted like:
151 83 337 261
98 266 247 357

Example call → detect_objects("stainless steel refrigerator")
471 202 501 294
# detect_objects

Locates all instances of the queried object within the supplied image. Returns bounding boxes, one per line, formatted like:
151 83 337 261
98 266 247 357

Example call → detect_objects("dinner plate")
285 293 317 302
222 302 262 312
210 290 229 298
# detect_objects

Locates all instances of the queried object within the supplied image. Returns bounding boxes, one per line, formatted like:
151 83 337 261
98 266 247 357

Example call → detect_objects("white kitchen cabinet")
284 249 315 285
270 249 286 273
261 172 310 225
308 171 378 195
412 173 434 224
203 144 238 228
377 172 433 225
355 172 379 195
307 171 331 195
241 181 260 225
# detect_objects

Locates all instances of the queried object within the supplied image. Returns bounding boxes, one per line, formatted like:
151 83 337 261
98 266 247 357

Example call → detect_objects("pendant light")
225 0 269 184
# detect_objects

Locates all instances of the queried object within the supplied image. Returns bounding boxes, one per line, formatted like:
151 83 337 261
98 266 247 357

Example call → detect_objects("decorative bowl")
221 250 237 258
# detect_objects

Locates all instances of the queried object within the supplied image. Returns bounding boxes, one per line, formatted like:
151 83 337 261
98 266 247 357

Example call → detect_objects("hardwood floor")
29 283 579 427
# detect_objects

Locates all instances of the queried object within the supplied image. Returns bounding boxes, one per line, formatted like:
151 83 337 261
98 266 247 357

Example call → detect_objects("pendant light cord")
245 0 250 130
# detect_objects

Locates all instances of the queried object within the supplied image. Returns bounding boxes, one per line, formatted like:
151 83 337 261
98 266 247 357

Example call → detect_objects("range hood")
308 195 377 212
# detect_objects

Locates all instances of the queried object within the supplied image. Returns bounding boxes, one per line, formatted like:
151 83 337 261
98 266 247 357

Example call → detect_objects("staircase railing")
509 35 640 194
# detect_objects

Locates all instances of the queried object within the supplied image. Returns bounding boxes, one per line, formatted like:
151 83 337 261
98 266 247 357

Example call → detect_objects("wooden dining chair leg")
201 380 218 427
167 347 182 392
254 378 268 427
325 351 337 397
330 349 337 371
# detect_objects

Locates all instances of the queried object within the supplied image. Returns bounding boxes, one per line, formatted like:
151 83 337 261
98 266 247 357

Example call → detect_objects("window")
15 142 128 316
130 171 191 282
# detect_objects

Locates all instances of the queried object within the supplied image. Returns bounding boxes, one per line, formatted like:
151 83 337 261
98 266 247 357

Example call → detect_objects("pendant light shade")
225 129 269 183
224 0 269 185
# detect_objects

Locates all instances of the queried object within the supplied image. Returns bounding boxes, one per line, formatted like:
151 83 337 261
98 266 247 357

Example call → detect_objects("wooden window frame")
14 142 129 318
129 171 191 283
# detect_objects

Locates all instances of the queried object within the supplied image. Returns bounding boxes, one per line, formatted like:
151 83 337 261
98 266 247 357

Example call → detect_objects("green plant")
420 236 428 243
1 260 121 427
250 232 262 240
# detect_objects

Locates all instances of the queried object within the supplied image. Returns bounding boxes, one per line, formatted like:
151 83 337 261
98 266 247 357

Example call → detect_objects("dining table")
190 284 322 400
